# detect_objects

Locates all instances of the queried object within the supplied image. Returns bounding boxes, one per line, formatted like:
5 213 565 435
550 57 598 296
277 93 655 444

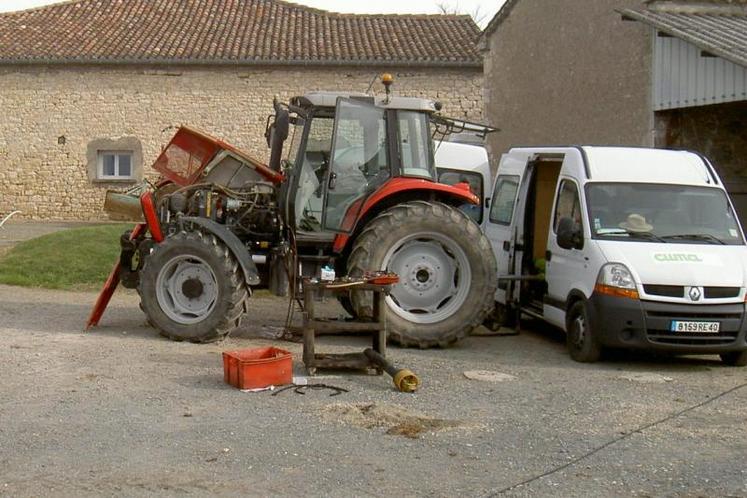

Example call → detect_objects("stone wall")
0 65 483 220
483 0 654 168
655 101 747 219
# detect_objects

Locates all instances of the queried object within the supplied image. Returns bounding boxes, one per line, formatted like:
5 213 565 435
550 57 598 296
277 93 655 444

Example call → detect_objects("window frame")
395 110 436 180
489 174 520 225
323 98 390 233
552 178 584 235
97 150 135 181
438 168 485 224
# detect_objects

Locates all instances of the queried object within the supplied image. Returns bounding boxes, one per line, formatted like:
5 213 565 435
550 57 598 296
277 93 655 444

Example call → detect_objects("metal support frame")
301 279 390 375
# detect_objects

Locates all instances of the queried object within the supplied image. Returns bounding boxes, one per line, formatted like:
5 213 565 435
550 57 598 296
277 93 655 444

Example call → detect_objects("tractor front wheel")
139 230 249 343
347 201 497 348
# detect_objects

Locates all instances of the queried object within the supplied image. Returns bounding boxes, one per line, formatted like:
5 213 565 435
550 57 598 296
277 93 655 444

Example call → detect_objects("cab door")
544 153 590 327
322 98 389 232
484 153 528 304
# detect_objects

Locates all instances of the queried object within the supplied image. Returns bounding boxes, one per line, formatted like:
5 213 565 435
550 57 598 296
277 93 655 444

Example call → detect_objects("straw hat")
619 213 653 233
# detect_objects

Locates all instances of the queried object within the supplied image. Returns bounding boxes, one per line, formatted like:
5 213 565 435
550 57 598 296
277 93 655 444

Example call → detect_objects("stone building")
0 0 484 220
481 0 747 217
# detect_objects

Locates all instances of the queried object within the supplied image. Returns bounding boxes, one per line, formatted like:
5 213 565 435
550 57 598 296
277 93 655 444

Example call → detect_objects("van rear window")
438 169 484 224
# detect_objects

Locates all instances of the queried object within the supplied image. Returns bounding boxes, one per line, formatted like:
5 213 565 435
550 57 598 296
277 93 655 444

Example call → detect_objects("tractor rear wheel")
347 201 497 348
139 230 249 343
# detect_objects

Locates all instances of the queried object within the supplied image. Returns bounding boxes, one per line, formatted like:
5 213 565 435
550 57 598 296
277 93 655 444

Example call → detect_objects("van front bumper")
587 294 747 354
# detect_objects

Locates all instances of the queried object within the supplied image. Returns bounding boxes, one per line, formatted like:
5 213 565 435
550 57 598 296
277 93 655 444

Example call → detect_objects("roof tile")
0 0 482 66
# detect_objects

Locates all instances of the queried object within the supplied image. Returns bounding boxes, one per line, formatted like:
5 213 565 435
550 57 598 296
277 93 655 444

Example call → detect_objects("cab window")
554 180 583 232
438 169 484 223
398 111 435 179
490 175 519 225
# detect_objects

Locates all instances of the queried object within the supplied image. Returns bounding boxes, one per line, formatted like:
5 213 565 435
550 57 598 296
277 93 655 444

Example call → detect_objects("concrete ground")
1 285 746 497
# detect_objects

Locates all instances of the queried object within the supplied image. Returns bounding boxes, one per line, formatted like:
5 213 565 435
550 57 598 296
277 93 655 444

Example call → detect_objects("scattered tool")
271 383 349 397
363 348 421 393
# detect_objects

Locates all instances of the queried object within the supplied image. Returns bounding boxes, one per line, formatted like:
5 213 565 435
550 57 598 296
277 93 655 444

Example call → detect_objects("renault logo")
688 287 702 302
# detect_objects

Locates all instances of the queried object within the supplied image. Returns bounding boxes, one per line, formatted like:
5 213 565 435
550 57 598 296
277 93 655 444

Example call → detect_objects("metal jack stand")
301 278 392 376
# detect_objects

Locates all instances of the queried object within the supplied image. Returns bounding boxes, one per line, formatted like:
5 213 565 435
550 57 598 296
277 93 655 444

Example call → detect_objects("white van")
435 141 492 228
485 146 747 366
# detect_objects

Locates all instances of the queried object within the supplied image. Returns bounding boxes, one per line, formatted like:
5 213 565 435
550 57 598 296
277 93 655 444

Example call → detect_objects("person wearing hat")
620 213 653 233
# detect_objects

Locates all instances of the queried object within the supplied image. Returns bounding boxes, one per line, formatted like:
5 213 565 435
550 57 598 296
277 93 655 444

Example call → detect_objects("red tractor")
91 81 498 348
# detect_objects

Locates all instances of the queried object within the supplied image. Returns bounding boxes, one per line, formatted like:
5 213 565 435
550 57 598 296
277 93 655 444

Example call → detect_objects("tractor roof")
292 91 440 113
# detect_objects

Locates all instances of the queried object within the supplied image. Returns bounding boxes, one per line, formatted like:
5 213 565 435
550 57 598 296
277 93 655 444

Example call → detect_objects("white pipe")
0 211 21 230
252 254 268 265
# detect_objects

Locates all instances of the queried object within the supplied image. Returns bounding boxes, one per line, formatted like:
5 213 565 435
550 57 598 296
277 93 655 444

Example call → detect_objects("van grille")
643 285 741 300
704 287 740 299
643 285 683 298
645 310 742 319
646 331 739 346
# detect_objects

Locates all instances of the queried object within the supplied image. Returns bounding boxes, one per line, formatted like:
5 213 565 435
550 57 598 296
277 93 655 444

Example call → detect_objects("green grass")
0 224 128 291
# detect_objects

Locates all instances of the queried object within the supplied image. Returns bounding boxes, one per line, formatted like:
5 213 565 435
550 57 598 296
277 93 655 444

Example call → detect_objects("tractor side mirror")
557 217 583 250
266 101 290 173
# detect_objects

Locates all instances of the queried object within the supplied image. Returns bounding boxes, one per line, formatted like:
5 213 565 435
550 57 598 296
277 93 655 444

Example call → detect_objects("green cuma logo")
654 253 703 262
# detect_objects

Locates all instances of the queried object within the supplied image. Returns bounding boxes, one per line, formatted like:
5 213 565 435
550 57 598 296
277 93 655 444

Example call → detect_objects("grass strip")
0 224 127 291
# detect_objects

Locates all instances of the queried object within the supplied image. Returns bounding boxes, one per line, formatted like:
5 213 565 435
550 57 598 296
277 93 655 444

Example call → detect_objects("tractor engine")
159 182 280 242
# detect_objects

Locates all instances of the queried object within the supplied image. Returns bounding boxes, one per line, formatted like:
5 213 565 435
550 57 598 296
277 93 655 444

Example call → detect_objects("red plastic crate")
222 347 293 390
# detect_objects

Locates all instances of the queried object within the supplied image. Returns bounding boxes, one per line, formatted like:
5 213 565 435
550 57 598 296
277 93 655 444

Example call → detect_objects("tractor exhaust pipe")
265 98 290 172
104 191 144 222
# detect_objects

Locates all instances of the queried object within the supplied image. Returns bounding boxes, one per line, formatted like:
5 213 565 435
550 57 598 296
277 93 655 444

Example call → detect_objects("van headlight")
594 263 639 300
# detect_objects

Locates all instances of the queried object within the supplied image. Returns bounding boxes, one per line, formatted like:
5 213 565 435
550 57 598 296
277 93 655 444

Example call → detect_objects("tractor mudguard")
332 178 480 253
181 217 261 286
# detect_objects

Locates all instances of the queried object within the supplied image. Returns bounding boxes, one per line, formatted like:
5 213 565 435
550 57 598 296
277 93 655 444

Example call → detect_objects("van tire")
566 301 601 363
720 351 747 367
483 302 516 331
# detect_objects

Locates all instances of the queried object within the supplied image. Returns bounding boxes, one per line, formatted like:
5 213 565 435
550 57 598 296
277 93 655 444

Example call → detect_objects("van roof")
506 146 715 186
583 147 713 185
435 141 488 172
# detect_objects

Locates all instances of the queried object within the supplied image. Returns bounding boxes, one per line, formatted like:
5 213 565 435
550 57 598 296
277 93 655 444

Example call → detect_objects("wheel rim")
382 232 471 324
572 314 586 349
155 255 218 325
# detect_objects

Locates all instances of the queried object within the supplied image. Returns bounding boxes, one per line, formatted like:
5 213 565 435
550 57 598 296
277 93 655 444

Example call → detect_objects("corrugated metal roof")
653 34 747 110
620 4 747 68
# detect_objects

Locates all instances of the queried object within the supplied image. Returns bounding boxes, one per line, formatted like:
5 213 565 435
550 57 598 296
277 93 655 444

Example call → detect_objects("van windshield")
586 183 744 245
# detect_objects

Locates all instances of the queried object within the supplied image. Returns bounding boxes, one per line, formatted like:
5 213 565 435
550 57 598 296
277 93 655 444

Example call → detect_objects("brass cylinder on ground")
363 348 421 393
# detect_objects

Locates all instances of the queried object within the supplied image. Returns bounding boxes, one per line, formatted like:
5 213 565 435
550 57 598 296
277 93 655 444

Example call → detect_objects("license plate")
670 321 720 333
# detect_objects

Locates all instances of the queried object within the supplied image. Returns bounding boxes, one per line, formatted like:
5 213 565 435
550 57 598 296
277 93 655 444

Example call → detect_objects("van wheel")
566 301 601 363
483 302 515 331
720 351 747 367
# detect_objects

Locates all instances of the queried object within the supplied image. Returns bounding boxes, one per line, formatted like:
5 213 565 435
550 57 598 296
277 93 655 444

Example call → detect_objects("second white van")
485 146 747 366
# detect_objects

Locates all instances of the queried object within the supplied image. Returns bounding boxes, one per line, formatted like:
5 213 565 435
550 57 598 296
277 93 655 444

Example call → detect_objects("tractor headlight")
595 263 639 299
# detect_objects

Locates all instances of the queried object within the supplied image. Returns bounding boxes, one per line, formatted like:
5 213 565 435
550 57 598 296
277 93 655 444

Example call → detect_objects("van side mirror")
557 217 583 250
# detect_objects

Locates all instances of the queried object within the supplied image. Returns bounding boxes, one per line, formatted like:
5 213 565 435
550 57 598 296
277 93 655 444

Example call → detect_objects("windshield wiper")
595 228 667 242
662 233 726 245
627 231 666 243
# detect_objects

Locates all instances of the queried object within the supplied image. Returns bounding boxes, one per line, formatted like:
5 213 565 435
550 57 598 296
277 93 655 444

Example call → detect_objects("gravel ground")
1 284 746 497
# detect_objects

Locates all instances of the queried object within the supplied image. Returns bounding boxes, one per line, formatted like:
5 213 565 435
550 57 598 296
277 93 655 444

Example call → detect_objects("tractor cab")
266 84 494 259
280 92 439 237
